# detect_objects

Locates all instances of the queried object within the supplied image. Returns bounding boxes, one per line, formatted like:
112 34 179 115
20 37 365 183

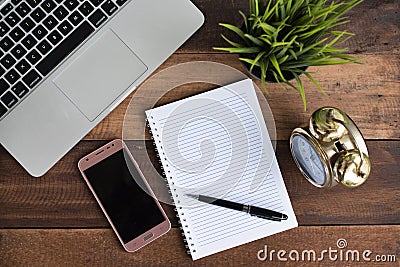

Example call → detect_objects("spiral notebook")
146 79 297 260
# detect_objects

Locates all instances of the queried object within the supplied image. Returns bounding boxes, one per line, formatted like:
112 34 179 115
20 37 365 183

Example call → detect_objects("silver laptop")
0 0 204 176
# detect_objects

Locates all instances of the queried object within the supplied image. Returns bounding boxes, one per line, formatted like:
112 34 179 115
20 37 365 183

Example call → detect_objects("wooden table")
1 1 399 266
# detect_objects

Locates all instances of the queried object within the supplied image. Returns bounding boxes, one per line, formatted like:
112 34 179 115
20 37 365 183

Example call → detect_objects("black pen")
186 194 288 221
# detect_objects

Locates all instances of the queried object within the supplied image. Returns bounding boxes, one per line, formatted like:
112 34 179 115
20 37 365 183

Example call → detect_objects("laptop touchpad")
54 30 148 121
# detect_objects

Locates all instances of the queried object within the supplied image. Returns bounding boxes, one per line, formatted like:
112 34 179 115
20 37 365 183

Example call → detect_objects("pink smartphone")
78 139 170 252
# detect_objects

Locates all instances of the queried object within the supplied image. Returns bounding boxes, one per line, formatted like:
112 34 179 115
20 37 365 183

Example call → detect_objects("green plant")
214 0 363 109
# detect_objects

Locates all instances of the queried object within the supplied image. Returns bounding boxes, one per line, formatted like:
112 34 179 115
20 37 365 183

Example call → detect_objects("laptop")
0 0 204 177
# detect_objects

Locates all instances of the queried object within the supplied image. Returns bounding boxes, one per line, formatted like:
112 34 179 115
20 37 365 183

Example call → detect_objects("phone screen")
84 149 165 243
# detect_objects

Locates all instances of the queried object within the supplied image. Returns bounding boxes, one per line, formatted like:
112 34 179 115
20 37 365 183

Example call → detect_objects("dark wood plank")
84 53 400 141
1 140 399 228
0 227 398 266
179 0 399 54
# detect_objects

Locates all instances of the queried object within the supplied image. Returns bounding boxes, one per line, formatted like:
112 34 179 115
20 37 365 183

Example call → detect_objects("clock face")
291 135 326 186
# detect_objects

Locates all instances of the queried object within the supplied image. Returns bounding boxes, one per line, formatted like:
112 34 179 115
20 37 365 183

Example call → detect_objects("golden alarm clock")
290 107 371 188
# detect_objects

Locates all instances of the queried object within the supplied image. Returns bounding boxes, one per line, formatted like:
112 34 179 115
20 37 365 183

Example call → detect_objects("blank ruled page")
146 79 297 260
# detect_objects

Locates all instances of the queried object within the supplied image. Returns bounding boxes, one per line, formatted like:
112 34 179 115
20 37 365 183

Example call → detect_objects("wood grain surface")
1 141 399 228
86 53 400 141
0 227 398 267
179 0 400 54
1 0 399 266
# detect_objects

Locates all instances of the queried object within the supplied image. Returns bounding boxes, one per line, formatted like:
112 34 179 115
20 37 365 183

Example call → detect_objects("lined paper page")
146 79 297 260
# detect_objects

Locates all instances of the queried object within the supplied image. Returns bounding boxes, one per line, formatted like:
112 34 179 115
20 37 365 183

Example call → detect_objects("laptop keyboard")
0 0 130 119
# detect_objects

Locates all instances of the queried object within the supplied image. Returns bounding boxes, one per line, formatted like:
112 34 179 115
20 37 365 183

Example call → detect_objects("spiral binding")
146 117 196 255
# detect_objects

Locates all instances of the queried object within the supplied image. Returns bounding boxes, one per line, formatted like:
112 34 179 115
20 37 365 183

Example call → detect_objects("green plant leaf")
250 0 257 17
262 0 283 22
220 34 244 48
260 60 268 93
293 72 307 111
214 46 260 53
239 57 260 67
239 10 248 31
259 34 273 45
219 23 246 40
285 0 293 16
278 54 289 64
288 48 298 60
270 54 286 81
280 1 286 19
271 41 292 47
244 33 265 46
250 51 266 71
258 22 277 34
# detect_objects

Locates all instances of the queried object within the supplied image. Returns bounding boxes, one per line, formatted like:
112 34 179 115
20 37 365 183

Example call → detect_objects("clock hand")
309 155 324 173
309 156 317 174
308 146 324 173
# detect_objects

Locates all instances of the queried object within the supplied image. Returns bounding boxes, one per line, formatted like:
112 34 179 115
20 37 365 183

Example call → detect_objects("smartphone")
78 139 170 252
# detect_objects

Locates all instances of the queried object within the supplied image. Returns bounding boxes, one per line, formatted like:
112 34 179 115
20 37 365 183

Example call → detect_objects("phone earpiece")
334 150 371 187
309 107 348 142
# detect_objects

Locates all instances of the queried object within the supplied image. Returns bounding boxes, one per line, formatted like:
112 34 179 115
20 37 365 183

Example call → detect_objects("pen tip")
282 214 288 220
186 194 198 199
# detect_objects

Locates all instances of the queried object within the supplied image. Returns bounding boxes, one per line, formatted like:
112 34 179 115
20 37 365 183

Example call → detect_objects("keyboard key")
26 49 42 65
0 21 10 37
0 37 15 52
9 26 25 42
27 0 43 8
37 40 52 54
5 12 21 27
1 3 13 16
31 7 46 23
4 69 21 85
21 34 37 50
12 0 23 5
68 11 83 26
41 0 57 13
43 15 58 30
0 66 5 76
79 1 95 16
23 69 42 88
1 91 18 108
88 9 107 27
53 5 68 20
58 20 73 36
32 25 48 40
11 44 27 59
101 1 117 16
0 79 9 96
1 54 16 69
90 0 105 7
64 0 79 11
16 2 32 18
47 30 62 45
15 59 31 75
0 36 15 52
11 81 29 98
116 0 128 6
37 21 94 76
20 17 36 32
